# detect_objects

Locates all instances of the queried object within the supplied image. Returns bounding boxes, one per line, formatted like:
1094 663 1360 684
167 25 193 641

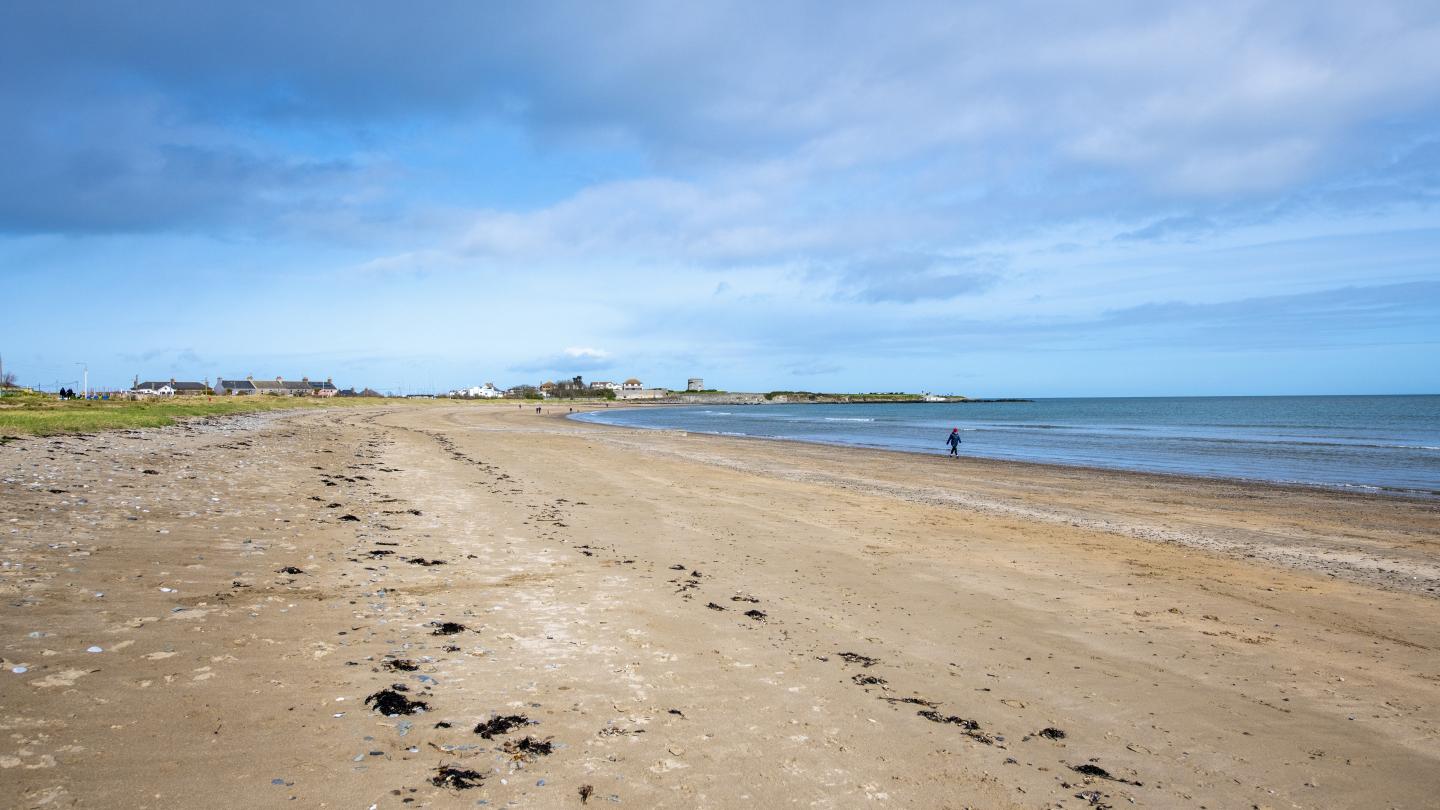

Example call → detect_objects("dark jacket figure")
946 428 962 456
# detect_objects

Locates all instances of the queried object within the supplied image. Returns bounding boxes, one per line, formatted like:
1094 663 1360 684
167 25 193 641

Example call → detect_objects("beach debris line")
365 687 429 716
474 714 532 739
430 764 485 790
918 710 998 745
881 696 940 707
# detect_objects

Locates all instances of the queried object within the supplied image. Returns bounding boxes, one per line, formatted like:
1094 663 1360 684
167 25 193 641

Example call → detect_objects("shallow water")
573 395 1440 496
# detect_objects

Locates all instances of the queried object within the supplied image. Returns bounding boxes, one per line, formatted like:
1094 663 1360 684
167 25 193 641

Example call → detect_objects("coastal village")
114 374 685 400
107 373 974 403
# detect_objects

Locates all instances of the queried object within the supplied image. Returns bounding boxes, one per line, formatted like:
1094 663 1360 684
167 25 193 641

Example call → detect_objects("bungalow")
132 378 209 396
247 376 323 396
215 377 257 395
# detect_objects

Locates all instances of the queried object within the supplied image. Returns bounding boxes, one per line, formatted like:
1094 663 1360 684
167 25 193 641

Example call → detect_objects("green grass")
0 393 434 437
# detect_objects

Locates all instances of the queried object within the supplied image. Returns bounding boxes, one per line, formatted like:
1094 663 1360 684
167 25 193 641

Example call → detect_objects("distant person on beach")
946 428 962 457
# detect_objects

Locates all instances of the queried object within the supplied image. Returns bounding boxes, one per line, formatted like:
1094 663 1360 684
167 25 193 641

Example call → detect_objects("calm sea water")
572 396 1440 496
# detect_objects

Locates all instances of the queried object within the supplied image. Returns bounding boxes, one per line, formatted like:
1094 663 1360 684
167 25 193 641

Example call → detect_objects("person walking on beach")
946 428 962 457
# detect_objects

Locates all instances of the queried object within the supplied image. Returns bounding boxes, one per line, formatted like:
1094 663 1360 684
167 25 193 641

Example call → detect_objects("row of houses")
447 377 649 399
538 377 644 396
131 375 339 397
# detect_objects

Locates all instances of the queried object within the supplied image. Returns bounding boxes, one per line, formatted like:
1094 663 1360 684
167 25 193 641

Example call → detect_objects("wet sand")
2 404 1438 808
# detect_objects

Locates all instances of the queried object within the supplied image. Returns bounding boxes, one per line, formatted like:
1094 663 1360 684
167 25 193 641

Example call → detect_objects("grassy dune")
0 392 424 437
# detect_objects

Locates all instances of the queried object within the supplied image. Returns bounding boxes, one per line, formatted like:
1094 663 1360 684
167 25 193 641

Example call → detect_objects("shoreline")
558 405 1440 598
3 404 1438 807
567 408 1440 503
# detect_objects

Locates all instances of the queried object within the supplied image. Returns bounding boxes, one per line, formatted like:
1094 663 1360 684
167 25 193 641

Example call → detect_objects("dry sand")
2 404 1438 809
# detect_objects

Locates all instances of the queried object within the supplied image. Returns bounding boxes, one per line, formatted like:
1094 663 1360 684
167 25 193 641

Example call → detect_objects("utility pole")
75 362 88 398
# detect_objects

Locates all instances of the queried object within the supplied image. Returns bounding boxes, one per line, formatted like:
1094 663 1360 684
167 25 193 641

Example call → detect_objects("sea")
571 395 1440 497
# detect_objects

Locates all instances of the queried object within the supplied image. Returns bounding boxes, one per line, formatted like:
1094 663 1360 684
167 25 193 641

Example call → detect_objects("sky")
2 1 1439 397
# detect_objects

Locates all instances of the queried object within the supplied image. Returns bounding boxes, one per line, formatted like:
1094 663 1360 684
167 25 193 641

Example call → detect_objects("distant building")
615 388 668 400
217 375 332 396
687 378 705 391
622 378 643 390
450 383 503 399
589 380 619 391
214 377 257 395
132 378 208 396
539 381 557 398
555 375 586 394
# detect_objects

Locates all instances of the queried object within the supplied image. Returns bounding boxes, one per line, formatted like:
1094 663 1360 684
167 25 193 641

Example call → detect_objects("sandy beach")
2 403 1438 809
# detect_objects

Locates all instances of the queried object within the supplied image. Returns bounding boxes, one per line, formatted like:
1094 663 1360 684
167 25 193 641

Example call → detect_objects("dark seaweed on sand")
381 658 418 672
1070 762 1143 786
918 710 997 744
365 688 429 716
881 696 939 707
430 764 484 790
918 710 979 730
474 714 531 739
852 674 887 686
430 621 466 635
502 735 553 758
744 609 767 620
837 652 880 667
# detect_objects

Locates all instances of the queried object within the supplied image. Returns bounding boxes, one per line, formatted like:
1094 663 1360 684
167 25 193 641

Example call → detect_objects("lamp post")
75 363 88 398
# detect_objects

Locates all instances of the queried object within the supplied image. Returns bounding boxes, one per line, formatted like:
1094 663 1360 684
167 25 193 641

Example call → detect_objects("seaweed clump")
430 764 484 790
365 688 429 716
474 714 531 739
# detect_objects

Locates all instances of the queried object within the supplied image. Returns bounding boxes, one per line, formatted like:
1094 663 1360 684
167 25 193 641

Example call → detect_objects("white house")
451 383 504 399
132 378 208 396
132 382 175 397
622 378 643 390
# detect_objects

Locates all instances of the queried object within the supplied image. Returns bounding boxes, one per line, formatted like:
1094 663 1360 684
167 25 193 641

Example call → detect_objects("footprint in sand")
30 669 89 688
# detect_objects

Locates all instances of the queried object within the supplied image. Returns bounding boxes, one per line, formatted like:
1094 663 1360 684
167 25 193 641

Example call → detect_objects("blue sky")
2 1 1438 396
